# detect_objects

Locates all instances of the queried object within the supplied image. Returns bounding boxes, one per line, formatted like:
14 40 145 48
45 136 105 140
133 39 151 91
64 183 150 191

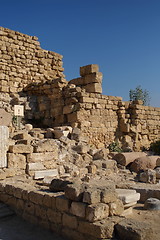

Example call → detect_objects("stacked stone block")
0 26 64 94
118 100 160 151
0 180 124 240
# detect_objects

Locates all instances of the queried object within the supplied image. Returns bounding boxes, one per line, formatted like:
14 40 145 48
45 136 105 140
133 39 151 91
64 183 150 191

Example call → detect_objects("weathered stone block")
9 144 33 154
56 195 71 212
65 183 84 201
86 203 109 222
80 64 99 77
7 153 26 169
84 72 103 84
84 83 102 94
83 188 101 204
115 218 153 240
70 201 86 218
109 199 124 216
62 213 78 229
26 162 45 173
101 189 118 204
47 208 62 224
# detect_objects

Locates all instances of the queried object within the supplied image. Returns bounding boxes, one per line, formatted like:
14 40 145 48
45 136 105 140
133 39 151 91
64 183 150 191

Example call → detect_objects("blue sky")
1 0 160 107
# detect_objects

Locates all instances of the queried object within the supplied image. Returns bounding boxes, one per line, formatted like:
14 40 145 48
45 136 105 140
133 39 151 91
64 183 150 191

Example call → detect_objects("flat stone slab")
116 189 140 204
34 169 58 180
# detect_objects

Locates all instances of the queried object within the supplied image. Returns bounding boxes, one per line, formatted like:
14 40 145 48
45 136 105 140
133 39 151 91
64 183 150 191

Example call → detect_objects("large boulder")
130 156 158 173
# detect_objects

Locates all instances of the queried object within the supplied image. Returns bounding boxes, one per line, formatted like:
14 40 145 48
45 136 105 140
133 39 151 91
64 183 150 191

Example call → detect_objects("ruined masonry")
0 26 160 151
0 27 158 240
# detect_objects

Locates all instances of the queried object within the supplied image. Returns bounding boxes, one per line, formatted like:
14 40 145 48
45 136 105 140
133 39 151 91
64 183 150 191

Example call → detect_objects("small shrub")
108 141 122 152
149 140 160 155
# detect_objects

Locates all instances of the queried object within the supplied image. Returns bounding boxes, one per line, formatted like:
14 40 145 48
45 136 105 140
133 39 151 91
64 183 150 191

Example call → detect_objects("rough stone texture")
130 156 158 173
113 152 147 166
0 126 9 168
115 218 153 240
144 198 160 210
138 169 157 184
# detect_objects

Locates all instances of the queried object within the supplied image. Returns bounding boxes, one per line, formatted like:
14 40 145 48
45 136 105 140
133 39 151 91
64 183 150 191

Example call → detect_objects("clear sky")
1 0 160 107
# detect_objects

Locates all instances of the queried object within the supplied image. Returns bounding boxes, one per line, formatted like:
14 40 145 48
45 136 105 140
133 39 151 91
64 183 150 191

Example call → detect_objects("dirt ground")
128 204 160 240
0 215 66 240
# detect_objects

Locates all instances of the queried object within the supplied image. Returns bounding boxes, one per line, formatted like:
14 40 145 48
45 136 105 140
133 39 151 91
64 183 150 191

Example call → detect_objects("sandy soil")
128 204 160 240
0 215 66 240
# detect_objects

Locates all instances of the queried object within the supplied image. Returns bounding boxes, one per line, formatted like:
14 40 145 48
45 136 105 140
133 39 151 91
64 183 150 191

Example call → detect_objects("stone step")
116 189 140 204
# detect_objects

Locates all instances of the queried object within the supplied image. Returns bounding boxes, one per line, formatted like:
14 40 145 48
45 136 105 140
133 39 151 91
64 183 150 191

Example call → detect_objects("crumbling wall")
118 101 160 151
0 27 160 151
0 26 64 94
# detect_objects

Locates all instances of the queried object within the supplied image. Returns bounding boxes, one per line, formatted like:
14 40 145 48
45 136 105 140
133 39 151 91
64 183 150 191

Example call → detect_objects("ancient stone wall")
0 27 160 151
0 26 64 94
0 180 123 240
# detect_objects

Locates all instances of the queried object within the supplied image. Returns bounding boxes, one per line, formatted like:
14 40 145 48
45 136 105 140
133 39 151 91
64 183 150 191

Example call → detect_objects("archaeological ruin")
0 26 160 240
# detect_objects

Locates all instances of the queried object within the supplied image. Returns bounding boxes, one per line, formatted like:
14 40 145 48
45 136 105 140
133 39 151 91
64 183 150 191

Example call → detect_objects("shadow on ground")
0 215 66 240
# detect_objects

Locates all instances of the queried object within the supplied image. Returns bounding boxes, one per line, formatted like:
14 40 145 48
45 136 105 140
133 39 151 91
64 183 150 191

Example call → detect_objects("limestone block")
9 144 33 154
80 64 99 77
83 188 101 204
62 213 78 229
83 83 102 94
56 195 70 212
26 162 45 173
53 129 70 139
86 203 109 222
70 201 86 218
0 109 12 126
27 152 57 163
50 179 72 192
109 199 124 216
115 218 153 240
101 189 118 204
7 153 26 169
34 169 58 180
116 189 140 204
72 144 88 154
13 132 31 140
65 183 84 201
121 207 133 216
78 217 120 239
34 139 59 153
83 72 103 84
0 126 9 168
138 169 156 184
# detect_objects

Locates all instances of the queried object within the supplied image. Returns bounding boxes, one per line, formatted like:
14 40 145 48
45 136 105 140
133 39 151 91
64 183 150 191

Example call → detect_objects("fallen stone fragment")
115 218 153 240
49 178 72 192
138 169 156 184
144 198 160 210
